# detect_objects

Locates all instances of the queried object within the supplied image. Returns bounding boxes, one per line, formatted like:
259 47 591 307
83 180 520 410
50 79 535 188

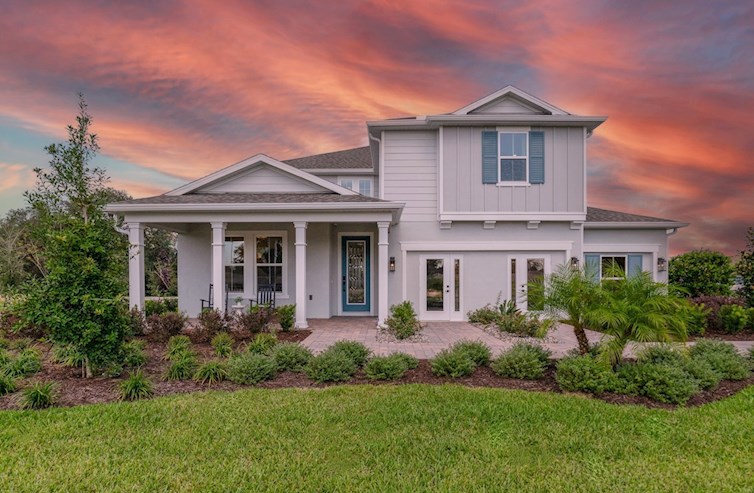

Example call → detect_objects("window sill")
496 182 531 187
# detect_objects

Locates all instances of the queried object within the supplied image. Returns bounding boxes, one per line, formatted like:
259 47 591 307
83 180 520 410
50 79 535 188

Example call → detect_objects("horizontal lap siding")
383 131 438 221
442 127 585 214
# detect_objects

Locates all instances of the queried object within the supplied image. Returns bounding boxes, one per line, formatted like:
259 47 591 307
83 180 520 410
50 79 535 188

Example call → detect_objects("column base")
295 321 309 329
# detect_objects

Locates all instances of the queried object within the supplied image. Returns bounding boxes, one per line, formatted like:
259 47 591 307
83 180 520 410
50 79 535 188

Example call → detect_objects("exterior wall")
441 126 585 214
177 226 212 317
470 95 542 114
584 228 670 283
201 165 324 193
328 223 379 317
382 130 438 221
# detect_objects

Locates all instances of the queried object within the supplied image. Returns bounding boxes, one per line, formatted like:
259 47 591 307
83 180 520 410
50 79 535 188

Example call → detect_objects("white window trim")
339 176 374 197
498 131 529 186
251 231 289 299
224 236 245 294
600 254 627 281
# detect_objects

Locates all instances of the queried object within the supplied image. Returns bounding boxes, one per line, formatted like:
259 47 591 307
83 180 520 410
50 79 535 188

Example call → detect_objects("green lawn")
1 385 753 492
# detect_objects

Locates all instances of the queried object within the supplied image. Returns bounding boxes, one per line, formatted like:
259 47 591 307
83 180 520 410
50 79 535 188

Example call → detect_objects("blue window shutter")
584 254 600 282
528 131 544 184
482 131 498 184
627 255 643 278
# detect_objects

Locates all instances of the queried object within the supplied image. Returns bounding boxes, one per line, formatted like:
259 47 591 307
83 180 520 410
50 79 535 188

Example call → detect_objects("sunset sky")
0 1 752 255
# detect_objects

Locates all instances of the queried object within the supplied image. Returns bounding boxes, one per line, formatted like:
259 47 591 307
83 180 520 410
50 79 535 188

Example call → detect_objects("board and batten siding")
442 127 584 214
382 130 438 221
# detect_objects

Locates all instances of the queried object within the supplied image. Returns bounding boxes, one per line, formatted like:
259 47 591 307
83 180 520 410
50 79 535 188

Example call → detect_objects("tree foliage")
737 227 754 308
669 250 734 297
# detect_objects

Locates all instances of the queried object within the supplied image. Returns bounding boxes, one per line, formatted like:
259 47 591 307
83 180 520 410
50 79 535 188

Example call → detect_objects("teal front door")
341 236 371 312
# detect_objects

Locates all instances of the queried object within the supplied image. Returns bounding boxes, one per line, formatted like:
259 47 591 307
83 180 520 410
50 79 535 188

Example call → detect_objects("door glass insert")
526 258 545 311
454 258 460 312
510 258 517 303
346 240 366 304
426 258 444 311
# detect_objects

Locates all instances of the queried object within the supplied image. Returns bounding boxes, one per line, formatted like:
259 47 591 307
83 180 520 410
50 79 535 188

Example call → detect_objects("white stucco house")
106 86 688 328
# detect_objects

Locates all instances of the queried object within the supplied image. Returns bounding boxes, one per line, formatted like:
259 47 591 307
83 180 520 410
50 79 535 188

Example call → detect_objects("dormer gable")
165 154 357 196
452 85 569 116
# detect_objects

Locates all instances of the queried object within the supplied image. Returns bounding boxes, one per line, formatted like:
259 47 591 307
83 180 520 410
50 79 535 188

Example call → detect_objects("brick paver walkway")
302 317 754 359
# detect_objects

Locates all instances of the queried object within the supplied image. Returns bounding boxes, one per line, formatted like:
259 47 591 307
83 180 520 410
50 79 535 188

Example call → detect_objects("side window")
224 236 244 292
358 179 372 197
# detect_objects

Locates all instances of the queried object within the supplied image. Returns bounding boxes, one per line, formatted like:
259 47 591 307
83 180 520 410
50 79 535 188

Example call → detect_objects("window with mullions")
499 132 528 182
601 256 627 281
224 237 244 292
256 236 284 292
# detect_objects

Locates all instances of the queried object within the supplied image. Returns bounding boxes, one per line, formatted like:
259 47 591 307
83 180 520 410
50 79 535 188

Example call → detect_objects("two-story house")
106 86 688 328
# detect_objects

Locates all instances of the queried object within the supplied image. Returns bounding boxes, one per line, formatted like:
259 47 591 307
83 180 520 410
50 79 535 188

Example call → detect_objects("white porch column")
377 221 390 326
211 222 226 313
294 221 308 329
127 222 145 310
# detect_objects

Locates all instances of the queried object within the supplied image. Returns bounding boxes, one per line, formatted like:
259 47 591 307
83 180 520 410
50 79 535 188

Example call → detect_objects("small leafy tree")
20 94 129 377
539 264 604 355
737 227 754 307
669 250 734 297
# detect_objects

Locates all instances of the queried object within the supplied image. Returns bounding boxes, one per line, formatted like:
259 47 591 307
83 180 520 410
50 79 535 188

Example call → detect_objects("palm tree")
590 268 689 365
538 264 604 355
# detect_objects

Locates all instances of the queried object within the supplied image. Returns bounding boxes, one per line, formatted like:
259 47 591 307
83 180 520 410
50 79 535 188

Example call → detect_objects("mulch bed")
1 334 752 411
689 330 754 341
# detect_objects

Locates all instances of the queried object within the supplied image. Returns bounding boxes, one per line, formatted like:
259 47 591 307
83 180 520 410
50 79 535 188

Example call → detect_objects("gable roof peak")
452 85 570 116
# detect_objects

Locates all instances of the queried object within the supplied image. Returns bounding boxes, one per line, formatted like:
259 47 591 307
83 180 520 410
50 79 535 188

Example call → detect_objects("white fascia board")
583 243 660 253
400 240 574 252
367 115 607 131
165 154 358 196
439 212 586 222
584 221 689 230
305 168 376 176
452 85 569 116
105 201 404 213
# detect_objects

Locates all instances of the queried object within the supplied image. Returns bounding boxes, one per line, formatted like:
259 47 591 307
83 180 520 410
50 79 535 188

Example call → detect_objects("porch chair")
200 284 214 311
250 284 276 309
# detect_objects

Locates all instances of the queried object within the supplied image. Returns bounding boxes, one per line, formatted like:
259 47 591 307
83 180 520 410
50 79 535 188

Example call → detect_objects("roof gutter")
584 221 689 230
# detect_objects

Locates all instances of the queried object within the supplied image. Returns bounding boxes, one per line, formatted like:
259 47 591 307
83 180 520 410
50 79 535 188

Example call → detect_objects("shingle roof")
110 192 389 206
586 207 677 223
283 146 372 170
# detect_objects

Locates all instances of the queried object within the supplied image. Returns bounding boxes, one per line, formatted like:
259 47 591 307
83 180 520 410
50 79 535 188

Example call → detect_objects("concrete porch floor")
301 317 754 359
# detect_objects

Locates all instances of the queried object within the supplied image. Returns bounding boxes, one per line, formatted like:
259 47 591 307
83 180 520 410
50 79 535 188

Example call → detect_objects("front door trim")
337 232 374 316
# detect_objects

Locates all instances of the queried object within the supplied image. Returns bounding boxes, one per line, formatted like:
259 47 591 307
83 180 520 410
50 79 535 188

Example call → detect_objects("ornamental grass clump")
4 348 42 378
122 339 147 368
246 333 278 355
364 352 418 381
164 351 197 381
119 370 154 401
305 350 358 383
492 343 552 380
328 340 371 367
20 381 57 410
211 332 234 358
165 335 192 360
51 344 85 368
0 373 17 396
270 342 312 372
193 360 228 385
227 353 277 385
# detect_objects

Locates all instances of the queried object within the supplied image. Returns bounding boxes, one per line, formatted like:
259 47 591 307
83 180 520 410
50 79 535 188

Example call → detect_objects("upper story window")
499 132 528 183
339 177 373 197
224 237 244 292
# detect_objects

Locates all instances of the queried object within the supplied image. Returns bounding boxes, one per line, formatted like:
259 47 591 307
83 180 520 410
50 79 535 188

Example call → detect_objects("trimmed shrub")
246 333 278 355
20 381 57 410
122 339 147 368
144 298 178 316
556 355 616 394
211 332 234 358
227 353 277 385
194 360 228 385
164 352 197 381
0 373 17 396
233 305 275 334
328 340 371 367
492 343 552 380
270 342 312 372
691 296 745 332
385 301 422 340
637 345 687 367
5 348 42 378
615 362 699 405
430 349 476 378
146 312 187 342
119 370 154 401
669 250 735 297
364 353 417 381
51 344 85 368
683 302 709 336
276 304 296 332
450 340 492 367
305 351 357 383
127 307 147 337
719 305 749 334
747 308 754 331
165 335 192 360
689 340 750 380
194 309 227 342
683 357 723 391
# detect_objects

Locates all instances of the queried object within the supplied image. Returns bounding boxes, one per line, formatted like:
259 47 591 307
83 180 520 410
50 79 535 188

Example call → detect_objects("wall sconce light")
389 257 396 272
570 256 580 267
657 257 667 272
